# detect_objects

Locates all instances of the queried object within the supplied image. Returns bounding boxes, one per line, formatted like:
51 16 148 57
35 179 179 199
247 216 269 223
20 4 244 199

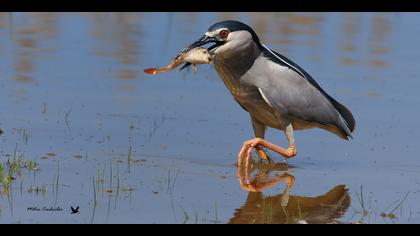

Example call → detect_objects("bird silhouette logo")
70 206 79 214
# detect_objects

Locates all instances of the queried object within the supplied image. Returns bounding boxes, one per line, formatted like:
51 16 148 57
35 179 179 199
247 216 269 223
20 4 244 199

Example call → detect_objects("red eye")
219 30 229 38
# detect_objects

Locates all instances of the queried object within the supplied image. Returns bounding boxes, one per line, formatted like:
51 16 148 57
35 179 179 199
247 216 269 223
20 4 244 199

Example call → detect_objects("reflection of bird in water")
232 161 350 224
230 184 350 224
0 129 3 136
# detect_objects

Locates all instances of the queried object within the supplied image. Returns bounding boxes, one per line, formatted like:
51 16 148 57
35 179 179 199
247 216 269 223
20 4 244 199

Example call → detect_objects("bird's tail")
329 97 356 139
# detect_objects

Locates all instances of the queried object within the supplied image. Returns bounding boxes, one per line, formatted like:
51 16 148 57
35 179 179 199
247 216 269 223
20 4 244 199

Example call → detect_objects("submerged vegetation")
343 185 412 224
0 145 40 194
27 184 48 196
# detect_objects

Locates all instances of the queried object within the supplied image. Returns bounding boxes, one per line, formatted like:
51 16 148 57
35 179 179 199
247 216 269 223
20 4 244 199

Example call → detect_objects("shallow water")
0 12 420 224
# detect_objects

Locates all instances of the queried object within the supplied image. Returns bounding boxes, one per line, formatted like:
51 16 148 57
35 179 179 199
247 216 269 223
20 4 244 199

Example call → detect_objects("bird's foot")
237 138 297 168
285 144 297 158
255 146 273 163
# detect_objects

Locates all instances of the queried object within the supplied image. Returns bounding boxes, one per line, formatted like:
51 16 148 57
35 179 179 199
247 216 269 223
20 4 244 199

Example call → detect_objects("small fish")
144 47 212 75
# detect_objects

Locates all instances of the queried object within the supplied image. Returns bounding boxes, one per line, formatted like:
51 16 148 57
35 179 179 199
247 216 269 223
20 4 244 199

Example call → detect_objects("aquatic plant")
0 164 4 183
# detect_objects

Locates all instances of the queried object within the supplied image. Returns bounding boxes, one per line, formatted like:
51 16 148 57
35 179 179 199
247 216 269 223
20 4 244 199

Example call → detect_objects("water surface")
0 12 419 223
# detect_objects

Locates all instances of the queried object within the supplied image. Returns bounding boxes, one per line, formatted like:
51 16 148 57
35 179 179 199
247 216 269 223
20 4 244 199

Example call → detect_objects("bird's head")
184 20 261 56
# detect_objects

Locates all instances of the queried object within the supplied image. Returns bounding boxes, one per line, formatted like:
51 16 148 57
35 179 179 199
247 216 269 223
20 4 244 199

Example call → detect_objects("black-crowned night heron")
182 20 355 164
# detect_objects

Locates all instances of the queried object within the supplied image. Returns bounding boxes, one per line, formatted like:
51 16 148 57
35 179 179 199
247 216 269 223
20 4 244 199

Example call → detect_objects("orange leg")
237 138 297 168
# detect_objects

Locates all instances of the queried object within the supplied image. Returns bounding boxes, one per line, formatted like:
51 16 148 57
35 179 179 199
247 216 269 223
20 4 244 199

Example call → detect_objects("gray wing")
242 45 355 139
